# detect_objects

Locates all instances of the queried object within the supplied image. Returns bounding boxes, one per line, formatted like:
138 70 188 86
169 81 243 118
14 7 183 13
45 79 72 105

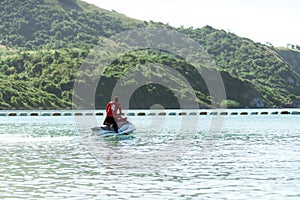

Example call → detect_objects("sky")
83 0 300 47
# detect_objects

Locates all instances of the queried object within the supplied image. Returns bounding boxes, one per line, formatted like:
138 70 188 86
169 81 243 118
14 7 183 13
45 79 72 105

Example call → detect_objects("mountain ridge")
0 0 300 109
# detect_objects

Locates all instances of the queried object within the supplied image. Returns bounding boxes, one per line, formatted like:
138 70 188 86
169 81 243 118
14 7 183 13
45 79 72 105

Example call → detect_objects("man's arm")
118 104 123 115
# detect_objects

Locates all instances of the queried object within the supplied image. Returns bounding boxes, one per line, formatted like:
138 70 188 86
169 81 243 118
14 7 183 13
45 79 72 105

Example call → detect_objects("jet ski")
91 116 135 137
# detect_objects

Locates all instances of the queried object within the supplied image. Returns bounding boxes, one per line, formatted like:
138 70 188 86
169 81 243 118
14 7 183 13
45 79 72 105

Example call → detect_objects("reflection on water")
0 112 300 199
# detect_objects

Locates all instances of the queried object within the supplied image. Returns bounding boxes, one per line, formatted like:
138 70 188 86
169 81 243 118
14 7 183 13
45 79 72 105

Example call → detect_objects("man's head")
114 96 119 102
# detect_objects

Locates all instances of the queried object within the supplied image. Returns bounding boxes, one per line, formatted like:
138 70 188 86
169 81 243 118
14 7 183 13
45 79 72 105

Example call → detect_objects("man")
103 96 122 133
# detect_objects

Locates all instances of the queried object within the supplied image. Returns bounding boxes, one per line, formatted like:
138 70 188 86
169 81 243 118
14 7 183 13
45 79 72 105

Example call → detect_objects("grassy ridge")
178 26 300 106
0 48 86 109
0 0 143 49
0 0 300 109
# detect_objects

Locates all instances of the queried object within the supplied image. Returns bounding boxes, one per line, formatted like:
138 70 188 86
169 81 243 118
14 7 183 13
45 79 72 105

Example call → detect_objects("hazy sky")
83 0 299 47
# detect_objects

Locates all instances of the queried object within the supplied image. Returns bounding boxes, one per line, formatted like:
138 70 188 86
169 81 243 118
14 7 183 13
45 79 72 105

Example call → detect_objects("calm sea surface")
0 109 300 199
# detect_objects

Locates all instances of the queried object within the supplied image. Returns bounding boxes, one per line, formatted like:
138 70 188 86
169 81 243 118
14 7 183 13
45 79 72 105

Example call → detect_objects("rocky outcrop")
275 48 300 74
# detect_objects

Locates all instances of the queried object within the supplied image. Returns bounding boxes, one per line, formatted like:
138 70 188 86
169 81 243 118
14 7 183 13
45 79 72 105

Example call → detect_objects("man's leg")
112 119 119 133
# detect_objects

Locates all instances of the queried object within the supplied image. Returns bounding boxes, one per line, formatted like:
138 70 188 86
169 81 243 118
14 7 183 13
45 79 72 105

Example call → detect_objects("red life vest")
106 101 121 117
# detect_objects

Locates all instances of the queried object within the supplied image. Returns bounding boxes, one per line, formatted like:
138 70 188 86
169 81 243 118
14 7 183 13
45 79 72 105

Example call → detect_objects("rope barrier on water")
0 110 299 117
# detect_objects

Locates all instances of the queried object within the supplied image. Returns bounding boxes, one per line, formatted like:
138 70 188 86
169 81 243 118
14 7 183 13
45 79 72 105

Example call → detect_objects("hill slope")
0 0 143 49
0 0 300 109
275 48 300 74
178 26 300 107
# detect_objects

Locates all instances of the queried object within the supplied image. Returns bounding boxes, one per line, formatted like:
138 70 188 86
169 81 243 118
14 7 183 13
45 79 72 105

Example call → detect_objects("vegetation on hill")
92 49 262 109
0 0 300 109
178 26 300 107
0 0 143 49
274 48 300 74
0 48 87 109
0 72 68 109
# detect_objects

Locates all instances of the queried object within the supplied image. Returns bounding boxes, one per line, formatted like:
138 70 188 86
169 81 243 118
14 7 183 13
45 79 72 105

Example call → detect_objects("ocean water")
0 110 299 199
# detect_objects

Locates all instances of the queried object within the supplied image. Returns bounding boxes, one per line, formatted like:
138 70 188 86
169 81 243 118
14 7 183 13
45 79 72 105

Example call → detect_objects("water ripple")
0 115 300 199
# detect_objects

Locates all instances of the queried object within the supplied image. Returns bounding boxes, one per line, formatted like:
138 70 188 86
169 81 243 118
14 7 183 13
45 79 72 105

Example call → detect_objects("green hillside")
0 72 69 109
0 0 300 109
0 48 87 109
275 48 300 74
0 0 143 49
178 26 300 107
